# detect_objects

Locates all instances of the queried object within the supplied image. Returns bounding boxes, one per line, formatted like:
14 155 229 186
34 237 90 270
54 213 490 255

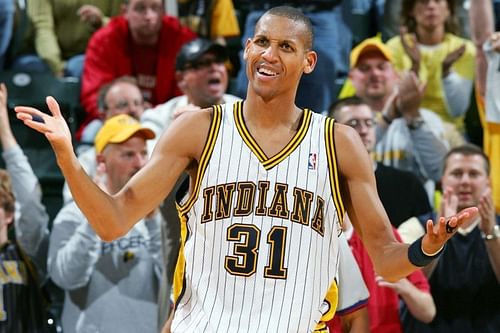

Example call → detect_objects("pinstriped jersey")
172 101 345 333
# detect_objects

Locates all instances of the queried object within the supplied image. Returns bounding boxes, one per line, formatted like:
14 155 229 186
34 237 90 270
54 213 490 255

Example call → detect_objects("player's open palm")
14 96 73 155
422 206 478 254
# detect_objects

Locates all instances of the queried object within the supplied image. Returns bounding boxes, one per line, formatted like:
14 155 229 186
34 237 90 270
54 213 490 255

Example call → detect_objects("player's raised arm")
15 97 210 241
334 122 478 281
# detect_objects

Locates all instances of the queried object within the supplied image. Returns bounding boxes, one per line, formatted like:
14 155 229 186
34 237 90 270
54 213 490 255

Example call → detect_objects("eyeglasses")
184 56 226 71
344 118 376 129
107 99 143 111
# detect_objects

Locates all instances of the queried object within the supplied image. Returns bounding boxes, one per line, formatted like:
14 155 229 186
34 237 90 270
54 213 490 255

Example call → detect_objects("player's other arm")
334 123 477 281
15 97 210 241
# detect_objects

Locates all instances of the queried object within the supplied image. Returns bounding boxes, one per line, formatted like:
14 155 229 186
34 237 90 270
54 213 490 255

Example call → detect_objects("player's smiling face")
243 14 316 101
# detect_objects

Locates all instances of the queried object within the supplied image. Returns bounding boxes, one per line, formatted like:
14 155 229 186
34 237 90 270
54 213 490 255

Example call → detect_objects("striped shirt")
172 101 345 332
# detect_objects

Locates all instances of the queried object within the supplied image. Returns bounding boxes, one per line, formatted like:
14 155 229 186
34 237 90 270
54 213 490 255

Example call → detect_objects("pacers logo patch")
308 153 317 170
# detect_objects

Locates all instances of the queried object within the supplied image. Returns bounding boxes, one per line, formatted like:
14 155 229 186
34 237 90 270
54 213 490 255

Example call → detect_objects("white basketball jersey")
172 101 345 333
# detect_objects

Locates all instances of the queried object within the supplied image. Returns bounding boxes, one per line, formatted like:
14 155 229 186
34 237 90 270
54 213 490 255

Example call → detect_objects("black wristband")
408 237 445 267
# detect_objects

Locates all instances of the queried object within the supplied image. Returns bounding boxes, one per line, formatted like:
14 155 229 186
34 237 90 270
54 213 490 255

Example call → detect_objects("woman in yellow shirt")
386 0 475 133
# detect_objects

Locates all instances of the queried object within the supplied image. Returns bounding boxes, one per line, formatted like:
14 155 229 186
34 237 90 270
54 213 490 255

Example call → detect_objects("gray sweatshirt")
48 202 163 333
2 146 50 279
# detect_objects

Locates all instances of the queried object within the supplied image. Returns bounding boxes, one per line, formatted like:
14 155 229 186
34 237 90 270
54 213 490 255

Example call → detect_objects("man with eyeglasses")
328 96 436 333
142 38 241 149
80 0 196 141
329 96 433 228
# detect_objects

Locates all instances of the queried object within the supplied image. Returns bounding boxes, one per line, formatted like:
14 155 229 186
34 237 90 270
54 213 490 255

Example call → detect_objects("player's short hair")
258 6 314 50
0 170 15 215
328 96 367 119
442 143 490 175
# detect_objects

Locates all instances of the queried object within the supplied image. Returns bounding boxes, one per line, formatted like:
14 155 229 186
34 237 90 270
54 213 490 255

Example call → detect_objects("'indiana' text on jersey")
200 181 326 237
172 101 345 333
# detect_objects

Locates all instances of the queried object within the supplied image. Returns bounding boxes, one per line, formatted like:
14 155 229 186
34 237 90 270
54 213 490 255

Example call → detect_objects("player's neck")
244 93 301 129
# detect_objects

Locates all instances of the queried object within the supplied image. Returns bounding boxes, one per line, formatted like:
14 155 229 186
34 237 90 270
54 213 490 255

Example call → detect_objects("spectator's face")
101 135 148 194
335 104 376 152
441 153 490 211
125 0 163 43
177 52 228 107
350 51 398 102
104 82 145 120
243 14 316 101
412 0 450 31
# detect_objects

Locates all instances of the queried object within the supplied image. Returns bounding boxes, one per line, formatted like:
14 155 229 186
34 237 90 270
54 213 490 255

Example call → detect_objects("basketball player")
15 6 478 333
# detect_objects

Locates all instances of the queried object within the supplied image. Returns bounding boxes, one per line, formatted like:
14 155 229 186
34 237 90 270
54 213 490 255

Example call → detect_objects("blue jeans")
0 0 15 69
65 54 85 78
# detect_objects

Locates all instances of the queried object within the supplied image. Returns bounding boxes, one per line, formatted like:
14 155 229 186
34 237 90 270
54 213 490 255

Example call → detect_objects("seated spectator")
11 0 122 77
330 96 433 227
386 0 476 133
348 37 450 201
142 37 241 148
400 144 500 333
48 114 163 333
80 0 196 139
0 82 50 331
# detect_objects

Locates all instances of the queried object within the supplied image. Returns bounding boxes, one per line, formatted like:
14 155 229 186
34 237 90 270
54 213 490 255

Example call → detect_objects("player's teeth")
259 68 277 76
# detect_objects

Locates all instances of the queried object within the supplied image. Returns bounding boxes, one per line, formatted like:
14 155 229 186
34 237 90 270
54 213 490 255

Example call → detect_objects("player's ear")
243 38 252 61
303 50 317 74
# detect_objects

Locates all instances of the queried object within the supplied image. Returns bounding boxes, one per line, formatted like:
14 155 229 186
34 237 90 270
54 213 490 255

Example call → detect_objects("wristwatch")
481 225 500 240
407 116 425 130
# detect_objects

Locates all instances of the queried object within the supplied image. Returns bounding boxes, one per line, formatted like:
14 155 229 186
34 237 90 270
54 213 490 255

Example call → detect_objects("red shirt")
328 229 430 333
80 15 196 138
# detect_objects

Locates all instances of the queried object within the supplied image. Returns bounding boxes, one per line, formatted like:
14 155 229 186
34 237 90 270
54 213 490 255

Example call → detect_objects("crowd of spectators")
0 0 499 332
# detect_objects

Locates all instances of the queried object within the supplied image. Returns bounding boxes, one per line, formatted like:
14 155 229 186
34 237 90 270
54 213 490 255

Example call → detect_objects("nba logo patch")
308 153 317 170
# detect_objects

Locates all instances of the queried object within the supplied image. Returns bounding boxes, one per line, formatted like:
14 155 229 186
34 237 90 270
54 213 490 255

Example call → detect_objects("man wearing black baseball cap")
142 38 240 147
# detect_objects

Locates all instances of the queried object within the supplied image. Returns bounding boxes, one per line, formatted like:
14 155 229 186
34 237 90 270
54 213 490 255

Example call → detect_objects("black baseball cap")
176 38 227 71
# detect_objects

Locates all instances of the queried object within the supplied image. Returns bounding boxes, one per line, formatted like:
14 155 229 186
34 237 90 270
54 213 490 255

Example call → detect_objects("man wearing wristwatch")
400 144 500 333
348 38 452 204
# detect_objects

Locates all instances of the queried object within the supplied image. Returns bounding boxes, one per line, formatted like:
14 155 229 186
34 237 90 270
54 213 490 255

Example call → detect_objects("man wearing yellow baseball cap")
47 112 162 332
95 113 155 154
350 37 393 69
344 36 449 187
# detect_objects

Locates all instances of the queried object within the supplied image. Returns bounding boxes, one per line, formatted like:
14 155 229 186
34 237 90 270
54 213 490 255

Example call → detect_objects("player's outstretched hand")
422 207 479 254
14 96 73 155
